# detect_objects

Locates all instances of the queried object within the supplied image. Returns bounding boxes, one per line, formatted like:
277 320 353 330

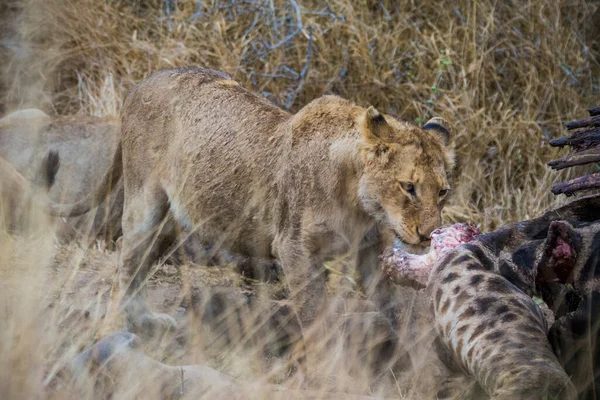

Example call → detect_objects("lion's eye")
401 182 416 195
439 189 449 197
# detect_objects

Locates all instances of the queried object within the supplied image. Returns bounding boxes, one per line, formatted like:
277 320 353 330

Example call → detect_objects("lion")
0 109 123 242
0 151 58 233
51 67 456 363
0 108 264 270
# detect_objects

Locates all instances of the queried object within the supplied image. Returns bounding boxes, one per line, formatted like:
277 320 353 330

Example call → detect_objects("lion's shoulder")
289 95 363 143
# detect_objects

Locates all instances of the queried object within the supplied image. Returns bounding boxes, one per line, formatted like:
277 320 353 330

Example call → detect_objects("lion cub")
52 68 455 357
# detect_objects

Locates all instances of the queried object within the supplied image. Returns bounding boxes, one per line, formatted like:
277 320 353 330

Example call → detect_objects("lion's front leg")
355 228 405 330
275 238 328 381
284 253 327 331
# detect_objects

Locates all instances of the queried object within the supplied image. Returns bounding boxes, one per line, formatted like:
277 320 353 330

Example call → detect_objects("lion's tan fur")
0 109 123 242
0 156 48 233
55 67 455 347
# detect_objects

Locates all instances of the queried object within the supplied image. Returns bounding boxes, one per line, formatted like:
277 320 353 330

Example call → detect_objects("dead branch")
285 25 312 110
266 0 302 51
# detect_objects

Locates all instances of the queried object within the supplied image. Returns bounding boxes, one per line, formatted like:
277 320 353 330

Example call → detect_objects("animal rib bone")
379 223 480 288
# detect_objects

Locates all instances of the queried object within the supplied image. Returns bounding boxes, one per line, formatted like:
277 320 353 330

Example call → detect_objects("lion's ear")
359 106 394 145
423 117 453 146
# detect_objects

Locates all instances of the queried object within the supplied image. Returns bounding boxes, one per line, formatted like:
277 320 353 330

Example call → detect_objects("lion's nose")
416 227 430 243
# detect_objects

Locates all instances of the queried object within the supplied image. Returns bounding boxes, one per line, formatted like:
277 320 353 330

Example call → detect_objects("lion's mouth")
392 229 421 247
392 229 409 243
381 223 481 288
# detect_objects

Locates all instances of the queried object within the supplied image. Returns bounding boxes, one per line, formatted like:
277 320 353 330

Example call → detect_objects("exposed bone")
379 223 480 288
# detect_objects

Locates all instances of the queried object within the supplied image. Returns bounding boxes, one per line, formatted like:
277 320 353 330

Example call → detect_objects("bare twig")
164 0 177 32
253 71 298 80
164 0 178 16
266 0 302 51
242 10 260 39
284 25 312 110
304 7 343 21
379 3 392 21
188 0 202 21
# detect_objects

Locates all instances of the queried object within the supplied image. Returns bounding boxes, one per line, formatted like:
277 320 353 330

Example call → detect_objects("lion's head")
357 107 456 245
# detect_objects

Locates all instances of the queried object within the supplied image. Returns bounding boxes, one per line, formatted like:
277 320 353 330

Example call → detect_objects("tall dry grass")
0 0 599 398
3 0 599 229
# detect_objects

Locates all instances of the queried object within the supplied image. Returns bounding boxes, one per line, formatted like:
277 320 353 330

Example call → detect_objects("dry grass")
0 0 599 398
3 0 599 229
